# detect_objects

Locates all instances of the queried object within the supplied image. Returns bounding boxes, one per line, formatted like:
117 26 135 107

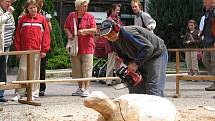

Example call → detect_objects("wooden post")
175 50 180 98
174 76 180 98
12 77 120 84
18 53 41 106
27 53 33 101
175 50 180 74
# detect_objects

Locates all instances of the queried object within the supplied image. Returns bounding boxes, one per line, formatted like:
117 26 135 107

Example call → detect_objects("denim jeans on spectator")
202 50 215 86
128 49 168 97
0 47 10 98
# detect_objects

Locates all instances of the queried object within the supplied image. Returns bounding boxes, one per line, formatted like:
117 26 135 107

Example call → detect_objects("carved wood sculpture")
84 91 177 121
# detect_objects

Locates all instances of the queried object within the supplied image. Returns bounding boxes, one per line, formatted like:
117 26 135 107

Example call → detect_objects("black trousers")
0 49 6 97
40 57 46 92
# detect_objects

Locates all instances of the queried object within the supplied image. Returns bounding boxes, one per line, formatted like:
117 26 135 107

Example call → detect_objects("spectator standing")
36 0 52 97
12 0 50 101
199 15 206 33
131 0 156 31
16 0 52 97
105 4 123 86
202 0 215 91
100 20 168 97
64 0 97 97
0 0 15 102
184 20 200 76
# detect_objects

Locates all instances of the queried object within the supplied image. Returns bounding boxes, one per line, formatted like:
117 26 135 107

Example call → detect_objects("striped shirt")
41 10 52 21
4 14 15 47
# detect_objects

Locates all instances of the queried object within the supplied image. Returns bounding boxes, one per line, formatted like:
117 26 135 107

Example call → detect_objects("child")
13 0 50 101
184 20 200 76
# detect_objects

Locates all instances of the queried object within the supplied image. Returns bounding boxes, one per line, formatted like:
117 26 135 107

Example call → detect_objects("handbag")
197 51 203 60
189 33 203 60
66 16 78 56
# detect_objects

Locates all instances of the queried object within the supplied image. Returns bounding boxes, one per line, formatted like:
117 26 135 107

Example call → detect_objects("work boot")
205 82 215 91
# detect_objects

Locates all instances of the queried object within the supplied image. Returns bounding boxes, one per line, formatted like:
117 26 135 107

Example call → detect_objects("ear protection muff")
110 19 120 33
113 23 120 33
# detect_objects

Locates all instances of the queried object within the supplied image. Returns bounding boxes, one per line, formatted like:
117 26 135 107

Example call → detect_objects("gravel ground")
1 75 215 121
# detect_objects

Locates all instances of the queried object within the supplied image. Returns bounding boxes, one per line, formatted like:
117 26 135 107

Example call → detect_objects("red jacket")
14 13 50 53
64 12 97 54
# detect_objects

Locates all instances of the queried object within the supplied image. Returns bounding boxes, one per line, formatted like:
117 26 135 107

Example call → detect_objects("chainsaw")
116 66 142 87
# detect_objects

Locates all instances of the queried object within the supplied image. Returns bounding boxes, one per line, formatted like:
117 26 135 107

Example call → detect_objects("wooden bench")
169 48 215 97
0 50 41 106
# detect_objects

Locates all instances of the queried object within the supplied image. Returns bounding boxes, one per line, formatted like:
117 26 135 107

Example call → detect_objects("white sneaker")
31 96 35 101
81 89 90 97
12 95 22 101
72 88 84 96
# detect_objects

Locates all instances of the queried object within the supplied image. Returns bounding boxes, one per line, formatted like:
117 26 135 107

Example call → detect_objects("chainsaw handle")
127 62 138 73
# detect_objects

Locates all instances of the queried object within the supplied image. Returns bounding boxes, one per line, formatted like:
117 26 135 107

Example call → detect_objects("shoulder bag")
66 16 78 56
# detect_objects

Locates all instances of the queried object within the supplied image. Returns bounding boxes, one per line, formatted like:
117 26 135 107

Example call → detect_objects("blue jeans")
0 47 10 98
202 50 215 85
128 49 168 97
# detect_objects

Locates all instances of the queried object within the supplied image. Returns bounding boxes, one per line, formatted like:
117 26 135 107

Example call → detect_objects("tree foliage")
13 0 25 24
148 0 203 49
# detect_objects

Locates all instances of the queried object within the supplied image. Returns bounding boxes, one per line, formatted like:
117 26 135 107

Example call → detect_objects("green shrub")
47 18 65 58
47 48 70 69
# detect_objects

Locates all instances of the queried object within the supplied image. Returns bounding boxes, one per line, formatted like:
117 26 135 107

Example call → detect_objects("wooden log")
0 50 40 56
177 75 215 81
18 99 41 106
166 73 187 76
11 75 189 84
175 51 180 74
0 84 26 90
168 48 215 52
12 77 120 84
27 54 33 101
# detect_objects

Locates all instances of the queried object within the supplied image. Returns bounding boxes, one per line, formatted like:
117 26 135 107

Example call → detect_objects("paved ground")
0 73 215 121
